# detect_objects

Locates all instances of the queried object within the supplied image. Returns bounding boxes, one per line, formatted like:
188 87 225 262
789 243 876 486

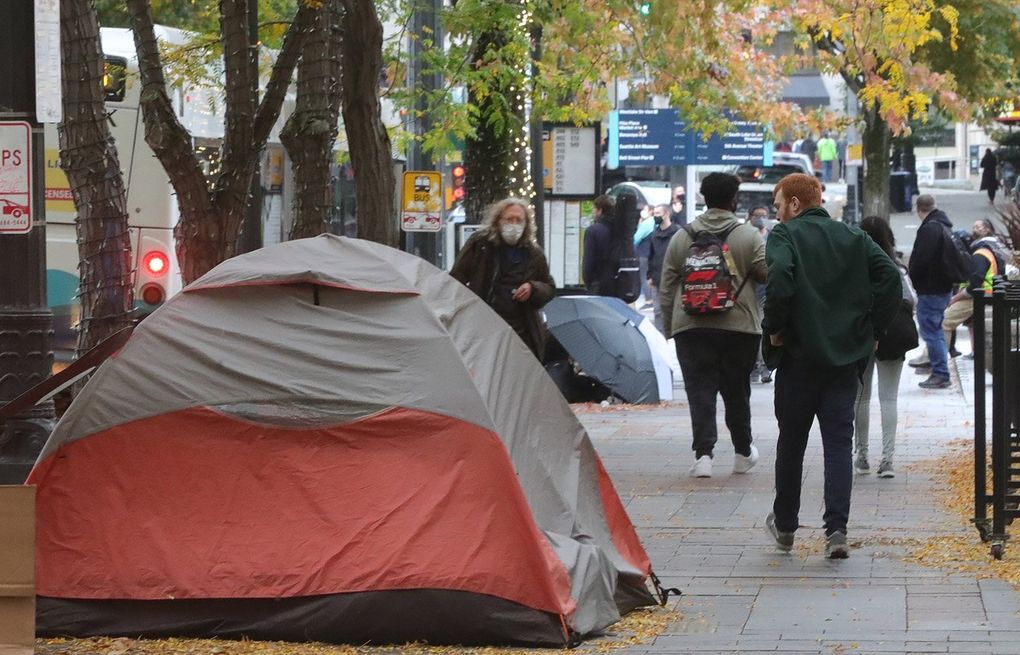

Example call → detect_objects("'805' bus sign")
0 122 32 235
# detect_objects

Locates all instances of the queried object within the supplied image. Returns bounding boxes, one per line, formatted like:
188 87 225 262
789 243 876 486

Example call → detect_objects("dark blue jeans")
773 358 860 536
916 292 952 377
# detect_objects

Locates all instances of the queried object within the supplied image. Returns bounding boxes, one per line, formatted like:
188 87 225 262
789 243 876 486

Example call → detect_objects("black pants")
772 358 860 537
674 329 760 459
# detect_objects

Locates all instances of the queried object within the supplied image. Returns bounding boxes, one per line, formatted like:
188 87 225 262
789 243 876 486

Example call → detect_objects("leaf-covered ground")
896 438 1020 584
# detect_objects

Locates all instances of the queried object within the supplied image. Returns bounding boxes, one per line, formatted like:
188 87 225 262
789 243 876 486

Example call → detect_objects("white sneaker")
733 444 759 474
908 352 930 367
689 455 712 478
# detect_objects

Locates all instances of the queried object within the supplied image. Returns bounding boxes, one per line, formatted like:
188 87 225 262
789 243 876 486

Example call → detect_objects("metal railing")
972 279 1020 558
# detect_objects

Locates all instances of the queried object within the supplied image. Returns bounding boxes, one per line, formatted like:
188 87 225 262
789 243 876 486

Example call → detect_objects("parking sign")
0 122 32 234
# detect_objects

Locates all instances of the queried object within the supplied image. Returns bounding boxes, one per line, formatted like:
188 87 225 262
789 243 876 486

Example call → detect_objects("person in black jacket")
646 204 681 331
907 194 955 389
980 149 999 204
582 195 616 295
670 185 687 226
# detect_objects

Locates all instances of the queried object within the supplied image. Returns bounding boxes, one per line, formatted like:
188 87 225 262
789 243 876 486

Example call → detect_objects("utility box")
0 486 34 655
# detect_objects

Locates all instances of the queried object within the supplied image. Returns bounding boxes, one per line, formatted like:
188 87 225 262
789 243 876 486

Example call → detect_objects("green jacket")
817 137 838 162
763 207 901 369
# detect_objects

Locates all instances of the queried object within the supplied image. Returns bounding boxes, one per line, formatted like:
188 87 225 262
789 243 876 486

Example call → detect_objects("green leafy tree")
920 0 1020 117
389 0 800 221
799 0 964 218
444 0 532 221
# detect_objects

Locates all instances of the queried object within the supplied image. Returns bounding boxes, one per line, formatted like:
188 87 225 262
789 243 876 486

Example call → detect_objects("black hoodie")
908 208 955 294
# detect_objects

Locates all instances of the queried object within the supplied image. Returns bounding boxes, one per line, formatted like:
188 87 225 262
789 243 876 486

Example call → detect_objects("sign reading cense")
401 170 443 232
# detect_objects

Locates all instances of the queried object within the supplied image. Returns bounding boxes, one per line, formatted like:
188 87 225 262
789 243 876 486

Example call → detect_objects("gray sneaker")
908 352 930 367
825 531 849 559
766 512 794 552
877 461 895 478
919 374 952 389
855 454 870 475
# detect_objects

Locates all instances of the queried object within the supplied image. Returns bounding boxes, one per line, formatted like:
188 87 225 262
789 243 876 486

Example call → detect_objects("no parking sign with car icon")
0 122 32 235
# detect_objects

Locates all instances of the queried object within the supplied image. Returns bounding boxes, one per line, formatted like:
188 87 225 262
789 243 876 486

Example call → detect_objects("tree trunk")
339 0 397 247
59 0 134 356
212 0 259 255
862 104 892 219
463 25 529 224
127 0 313 283
283 0 342 240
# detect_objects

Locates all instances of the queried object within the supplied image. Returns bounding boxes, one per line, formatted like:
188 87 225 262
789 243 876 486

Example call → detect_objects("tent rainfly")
29 234 659 647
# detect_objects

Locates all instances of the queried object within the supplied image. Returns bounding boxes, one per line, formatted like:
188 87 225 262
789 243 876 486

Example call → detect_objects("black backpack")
609 238 640 303
876 300 919 361
680 224 749 315
940 227 973 284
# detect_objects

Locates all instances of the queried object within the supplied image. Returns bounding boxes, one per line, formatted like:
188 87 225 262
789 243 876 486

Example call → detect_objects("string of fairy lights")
508 1 535 201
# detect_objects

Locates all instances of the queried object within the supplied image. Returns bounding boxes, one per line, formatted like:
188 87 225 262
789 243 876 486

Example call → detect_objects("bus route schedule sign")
608 109 769 168
0 122 32 234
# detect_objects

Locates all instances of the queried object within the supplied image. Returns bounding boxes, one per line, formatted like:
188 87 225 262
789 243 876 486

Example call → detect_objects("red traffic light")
143 251 169 276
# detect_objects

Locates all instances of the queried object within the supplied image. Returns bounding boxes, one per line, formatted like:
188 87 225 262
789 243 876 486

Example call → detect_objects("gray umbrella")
544 296 659 404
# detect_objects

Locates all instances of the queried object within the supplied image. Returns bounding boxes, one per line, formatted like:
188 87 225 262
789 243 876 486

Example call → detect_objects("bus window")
104 56 128 102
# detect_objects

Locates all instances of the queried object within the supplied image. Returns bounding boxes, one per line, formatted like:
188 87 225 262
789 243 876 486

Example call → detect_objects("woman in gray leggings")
854 216 915 478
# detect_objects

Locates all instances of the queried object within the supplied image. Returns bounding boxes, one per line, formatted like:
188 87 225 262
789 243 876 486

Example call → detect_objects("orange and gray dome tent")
28 235 658 646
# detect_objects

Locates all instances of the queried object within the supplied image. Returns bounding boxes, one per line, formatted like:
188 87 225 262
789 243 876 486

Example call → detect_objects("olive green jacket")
660 208 768 338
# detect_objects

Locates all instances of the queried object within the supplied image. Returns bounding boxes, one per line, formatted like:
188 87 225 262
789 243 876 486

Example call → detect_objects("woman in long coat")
450 197 555 359
980 148 999 204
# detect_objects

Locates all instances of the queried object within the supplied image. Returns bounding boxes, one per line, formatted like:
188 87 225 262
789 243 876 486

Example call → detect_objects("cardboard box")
0 486 34 655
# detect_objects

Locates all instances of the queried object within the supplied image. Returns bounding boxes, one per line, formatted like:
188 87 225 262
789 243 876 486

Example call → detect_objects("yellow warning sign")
847 143 863 167
401 170 443 232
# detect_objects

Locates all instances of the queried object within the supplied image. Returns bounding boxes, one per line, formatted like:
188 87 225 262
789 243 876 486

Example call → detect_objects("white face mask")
500 222 525 244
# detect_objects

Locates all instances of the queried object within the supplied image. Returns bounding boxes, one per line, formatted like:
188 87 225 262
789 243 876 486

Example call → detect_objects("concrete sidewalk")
577 345 1020 654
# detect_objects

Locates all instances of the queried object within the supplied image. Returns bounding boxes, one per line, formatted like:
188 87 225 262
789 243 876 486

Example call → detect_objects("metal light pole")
844 89 862 225
405 0 442 266
0 0 56 483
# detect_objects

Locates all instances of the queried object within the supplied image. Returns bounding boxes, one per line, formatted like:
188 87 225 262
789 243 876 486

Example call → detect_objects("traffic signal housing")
452 164 466 201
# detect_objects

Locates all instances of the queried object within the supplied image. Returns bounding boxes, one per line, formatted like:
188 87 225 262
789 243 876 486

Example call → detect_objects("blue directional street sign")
608 109 771 168
608 109 689 168
692 119 769 165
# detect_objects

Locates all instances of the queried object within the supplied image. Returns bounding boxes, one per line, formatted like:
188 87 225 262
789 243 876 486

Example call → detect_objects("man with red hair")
762 174 901 559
